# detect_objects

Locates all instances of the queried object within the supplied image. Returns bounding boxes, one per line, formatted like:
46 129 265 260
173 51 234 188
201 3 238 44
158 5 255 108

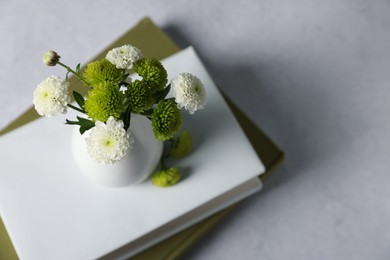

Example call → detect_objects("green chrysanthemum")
171 130 192 159
151 167 181 187
151 100 182 141
83 59 124 86
84 81 124 122
126 80 154 113
133 58 167 92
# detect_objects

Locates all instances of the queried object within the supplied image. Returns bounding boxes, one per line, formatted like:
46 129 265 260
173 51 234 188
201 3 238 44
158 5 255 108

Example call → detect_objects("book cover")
0 17 284 259
0 46 265 259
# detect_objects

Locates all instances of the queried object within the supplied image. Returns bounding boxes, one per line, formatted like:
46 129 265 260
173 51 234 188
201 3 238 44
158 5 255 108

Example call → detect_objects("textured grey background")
1 0 390 259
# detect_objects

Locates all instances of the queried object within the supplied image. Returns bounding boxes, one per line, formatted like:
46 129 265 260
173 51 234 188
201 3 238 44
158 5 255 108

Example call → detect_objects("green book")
0 17 284 260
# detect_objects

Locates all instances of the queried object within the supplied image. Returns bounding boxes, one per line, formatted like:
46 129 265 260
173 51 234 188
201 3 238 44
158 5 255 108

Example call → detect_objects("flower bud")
42 50 60 66
151 168 181 187
171 130 192 159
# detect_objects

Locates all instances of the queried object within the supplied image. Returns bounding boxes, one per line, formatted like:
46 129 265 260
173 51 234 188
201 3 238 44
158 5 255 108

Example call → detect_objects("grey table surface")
1 1 390 259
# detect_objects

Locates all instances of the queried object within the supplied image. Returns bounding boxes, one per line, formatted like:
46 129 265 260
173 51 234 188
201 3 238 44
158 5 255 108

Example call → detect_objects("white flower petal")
85 117 134 164
105 44 143 69
171 73 206 114
33 76 70 117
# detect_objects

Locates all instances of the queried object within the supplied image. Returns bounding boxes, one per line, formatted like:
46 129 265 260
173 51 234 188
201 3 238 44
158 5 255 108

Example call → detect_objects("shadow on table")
164 25 345 185
164 24 351 259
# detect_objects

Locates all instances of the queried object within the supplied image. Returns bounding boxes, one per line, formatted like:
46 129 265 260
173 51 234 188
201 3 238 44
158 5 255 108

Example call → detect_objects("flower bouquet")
33 45 206 187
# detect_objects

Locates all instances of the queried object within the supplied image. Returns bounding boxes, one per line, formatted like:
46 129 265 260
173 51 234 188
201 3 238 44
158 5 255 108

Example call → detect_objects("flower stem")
140 109 154 118
57 61 89 86
160 156 168 171
67 103 85 113
159 139 175 170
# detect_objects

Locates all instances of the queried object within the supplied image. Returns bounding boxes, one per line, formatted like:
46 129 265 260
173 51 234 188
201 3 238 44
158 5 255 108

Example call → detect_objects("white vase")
71 114 163 187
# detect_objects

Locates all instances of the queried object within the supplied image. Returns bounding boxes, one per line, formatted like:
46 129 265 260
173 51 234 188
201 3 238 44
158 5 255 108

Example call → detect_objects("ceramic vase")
71 114 163 187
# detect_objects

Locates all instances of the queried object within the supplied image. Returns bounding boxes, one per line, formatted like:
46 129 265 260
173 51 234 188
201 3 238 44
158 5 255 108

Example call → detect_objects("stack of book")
0 18 284 259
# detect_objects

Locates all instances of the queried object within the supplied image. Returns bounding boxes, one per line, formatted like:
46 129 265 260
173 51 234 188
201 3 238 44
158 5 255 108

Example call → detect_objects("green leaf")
154 84 171 103
77 117 95 134
75 63 81 75
65 117 95 134
140 109 154 118
122 105 132 131
121 73 130 82
73 91 85 111
65 119 79 125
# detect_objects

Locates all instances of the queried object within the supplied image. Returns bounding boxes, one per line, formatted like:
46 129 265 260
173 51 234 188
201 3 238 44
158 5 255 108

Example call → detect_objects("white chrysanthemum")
171 73 206 114
33 76 70 117
86 117 134 164
105 44 143 69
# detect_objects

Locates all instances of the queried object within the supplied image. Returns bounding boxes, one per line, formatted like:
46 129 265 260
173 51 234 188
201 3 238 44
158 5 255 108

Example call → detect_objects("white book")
0 47 265 259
